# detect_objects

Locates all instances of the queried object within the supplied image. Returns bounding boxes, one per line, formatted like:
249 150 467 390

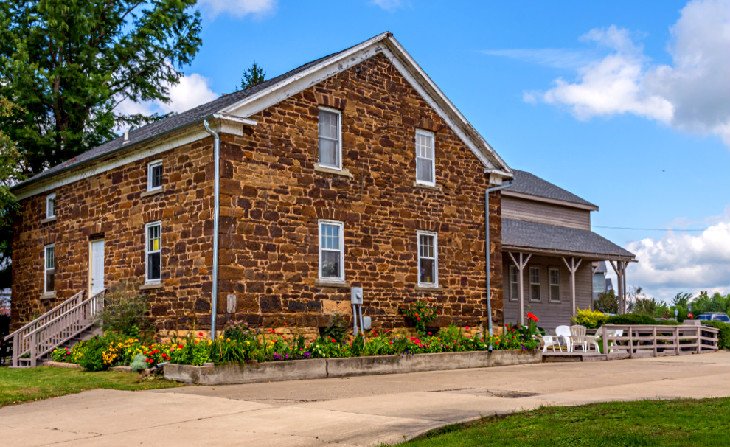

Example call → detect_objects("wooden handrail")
24 291 104 338
3 291 84 341
599 323 719 357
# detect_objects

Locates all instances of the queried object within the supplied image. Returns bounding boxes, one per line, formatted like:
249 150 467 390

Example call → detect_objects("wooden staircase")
3 290 105 367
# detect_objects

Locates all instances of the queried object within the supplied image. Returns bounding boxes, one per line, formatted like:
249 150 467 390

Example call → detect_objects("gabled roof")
502 218 635 261
14 32 511 196
504 170 597 210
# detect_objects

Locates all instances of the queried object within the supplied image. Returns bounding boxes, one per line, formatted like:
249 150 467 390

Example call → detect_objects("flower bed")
51 322 541 371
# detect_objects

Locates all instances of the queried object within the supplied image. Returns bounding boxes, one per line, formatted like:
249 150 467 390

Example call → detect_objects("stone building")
10 33 513 335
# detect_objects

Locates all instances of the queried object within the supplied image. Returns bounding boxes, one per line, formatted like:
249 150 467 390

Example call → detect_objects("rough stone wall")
11 139 215 330
216 53 503 330
11 53 505 333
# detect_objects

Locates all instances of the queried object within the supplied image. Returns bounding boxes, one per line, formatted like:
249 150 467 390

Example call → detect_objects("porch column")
508 251 532 325
562 257 582 316
610 260 628 314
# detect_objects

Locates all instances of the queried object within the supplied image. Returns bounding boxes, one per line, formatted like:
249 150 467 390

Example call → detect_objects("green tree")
0 0 202 175
594 290 619 314
240 62 266 90
0 97 24 285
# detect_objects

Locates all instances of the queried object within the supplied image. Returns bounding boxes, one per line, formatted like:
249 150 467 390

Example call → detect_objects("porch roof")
502 218 636 262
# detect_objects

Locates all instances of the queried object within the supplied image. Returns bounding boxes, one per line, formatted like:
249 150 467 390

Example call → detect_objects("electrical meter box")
350 287 363 305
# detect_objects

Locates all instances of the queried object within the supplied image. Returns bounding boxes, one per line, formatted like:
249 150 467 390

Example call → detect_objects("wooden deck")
542 351 629 362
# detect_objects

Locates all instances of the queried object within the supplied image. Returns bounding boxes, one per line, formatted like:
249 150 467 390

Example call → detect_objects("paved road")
4 352 730 446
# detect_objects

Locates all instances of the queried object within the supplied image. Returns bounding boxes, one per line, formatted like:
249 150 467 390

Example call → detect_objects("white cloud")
481 48 597 70
625 221 730 299
114 72 218 129
525 0 730 146
198 0 276 18
371 0 403 11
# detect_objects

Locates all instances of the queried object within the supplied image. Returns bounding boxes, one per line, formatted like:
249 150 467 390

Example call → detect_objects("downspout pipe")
485 180 513 350
203 119 220 340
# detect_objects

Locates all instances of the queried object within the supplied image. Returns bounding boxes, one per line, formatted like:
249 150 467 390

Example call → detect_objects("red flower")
465 326 470 331
330 337 337 343
198 332 204 337
178 344 184 349
427 332 432 336
526 312 539 322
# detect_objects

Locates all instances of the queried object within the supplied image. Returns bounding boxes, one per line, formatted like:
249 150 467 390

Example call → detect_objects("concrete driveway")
4 352 730 446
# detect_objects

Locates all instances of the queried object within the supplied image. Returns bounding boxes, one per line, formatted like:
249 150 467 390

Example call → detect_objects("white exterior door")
89 240 105 295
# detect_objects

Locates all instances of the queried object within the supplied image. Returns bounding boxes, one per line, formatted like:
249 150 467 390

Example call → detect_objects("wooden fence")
600 323 719 358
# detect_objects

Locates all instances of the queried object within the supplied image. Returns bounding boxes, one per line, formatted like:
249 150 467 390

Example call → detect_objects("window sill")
414 182 441 191
141 187 164 198
140 283 163 291
41 292 56 300
315 279 350 289
415 285 443 292
41 217 57 224
314 163 353 178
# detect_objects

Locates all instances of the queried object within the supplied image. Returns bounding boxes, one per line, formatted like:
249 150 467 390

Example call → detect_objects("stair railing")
4 290 106 367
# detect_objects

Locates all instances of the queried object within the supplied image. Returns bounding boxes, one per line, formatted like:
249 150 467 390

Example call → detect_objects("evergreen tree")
0 1 203 175
240 62 266 90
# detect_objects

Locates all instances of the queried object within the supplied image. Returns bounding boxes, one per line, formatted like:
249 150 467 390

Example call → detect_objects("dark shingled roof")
502 218 635 260
15 34 380 190
508 170 597 208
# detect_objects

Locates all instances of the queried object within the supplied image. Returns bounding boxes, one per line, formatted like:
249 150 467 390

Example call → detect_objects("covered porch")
501 219 635 330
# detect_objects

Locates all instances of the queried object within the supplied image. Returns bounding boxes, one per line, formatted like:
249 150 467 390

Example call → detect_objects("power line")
594 225 707 232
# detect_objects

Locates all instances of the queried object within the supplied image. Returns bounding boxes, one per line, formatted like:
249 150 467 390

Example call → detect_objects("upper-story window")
147 160 163 191
549 268 561 302
415 129 435 186
319 220 344 281
529 266 541 302
44 244 55 293
417 231 438 287
318 108 342 170
145 222 162 283
45 193 56 219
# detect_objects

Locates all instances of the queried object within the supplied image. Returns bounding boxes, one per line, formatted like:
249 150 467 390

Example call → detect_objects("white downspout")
485 180 512 349
203 119 220 339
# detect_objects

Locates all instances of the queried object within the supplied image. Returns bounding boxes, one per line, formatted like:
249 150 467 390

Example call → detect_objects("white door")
89 240 105 295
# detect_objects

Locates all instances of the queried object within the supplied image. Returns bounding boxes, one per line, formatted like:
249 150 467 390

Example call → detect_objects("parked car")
696 313 730 322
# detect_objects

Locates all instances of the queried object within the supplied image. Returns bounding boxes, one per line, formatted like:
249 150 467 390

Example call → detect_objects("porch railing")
3 290 105 367
600 323 719 357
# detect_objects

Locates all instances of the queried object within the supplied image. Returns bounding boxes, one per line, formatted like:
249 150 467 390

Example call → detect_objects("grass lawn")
397 398 730 447
0 366 180 407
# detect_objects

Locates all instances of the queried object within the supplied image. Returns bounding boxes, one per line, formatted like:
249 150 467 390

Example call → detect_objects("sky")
122 0 730 301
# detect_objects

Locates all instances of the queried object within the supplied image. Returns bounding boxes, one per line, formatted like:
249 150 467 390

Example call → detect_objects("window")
417 231 438 287
319 220 344 281
529 266 540 302
45 193 56 219
549 268 560 302
147 160 163 191
44 244 55 293
145 222 162 283
318 108 341 169
509 265 519 301
415 129 435 185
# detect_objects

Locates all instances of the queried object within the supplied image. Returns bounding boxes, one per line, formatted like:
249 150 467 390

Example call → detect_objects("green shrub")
605 314 678 325
77 336 108 371
99 286 152 338
701 321 730 350
401 301 438 336
572 308 608 329
320 314 349 343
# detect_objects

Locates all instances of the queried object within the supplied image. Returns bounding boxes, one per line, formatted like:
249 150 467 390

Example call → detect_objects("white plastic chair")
570 325 588 352
555 325 573 352
540 335 562 352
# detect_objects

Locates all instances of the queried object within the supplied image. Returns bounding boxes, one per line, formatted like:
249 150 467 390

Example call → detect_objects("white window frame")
317 107 342 170
147 160 163 191
508 265 519 301
45 193 56 219
415 129 436 186
145 221 162 284
318 220 345 282
44 244 55 294
529 266 541 302
549 268 561 303
416 231 439 287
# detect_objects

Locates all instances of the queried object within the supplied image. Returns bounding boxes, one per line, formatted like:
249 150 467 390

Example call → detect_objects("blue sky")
132 0 730 300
